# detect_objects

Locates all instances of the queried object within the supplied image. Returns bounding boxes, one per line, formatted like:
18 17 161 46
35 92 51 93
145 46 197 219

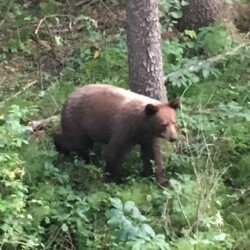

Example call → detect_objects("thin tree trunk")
126 0 170 187
126 0 167 102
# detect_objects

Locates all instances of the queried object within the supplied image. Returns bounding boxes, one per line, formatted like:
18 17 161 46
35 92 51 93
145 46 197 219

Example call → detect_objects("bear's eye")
161 123 168 128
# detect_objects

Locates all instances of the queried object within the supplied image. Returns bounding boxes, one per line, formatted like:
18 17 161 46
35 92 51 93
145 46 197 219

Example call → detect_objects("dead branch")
0 80 37 107
44 115 59 123
245 31 250 38
35 33 43 90
167 41 250 80
76 0 97 7
35 14 74 35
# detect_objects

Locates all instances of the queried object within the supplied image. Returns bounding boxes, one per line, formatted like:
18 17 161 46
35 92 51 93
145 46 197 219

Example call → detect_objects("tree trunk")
126 0 171 187
232 3 250 32
178 0 227 31
126 0 167 102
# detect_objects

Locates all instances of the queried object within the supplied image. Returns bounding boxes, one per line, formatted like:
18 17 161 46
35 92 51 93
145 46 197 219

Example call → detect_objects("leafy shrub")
62 39 128 86
196 22 232 55
0 105 41 248
158 0 189 30
106 198 170 249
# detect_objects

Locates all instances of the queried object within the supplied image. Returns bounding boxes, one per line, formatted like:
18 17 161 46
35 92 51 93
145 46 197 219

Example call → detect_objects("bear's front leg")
141 138 170 187
104 140 131 184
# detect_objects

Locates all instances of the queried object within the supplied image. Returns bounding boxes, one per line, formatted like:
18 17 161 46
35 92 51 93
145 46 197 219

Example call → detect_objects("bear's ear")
145 104 159 116
169 97 180 110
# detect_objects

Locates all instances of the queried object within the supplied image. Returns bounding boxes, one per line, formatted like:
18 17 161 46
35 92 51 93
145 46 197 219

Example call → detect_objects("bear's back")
75 84 160 106
61 84 161 143
64 84 161 117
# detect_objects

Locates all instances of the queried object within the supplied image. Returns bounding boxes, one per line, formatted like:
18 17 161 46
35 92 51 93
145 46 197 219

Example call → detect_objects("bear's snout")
165 124 177 142
159 132 177 141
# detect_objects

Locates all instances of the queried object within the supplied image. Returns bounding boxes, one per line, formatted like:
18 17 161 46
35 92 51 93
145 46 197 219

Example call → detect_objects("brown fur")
54 84 180 187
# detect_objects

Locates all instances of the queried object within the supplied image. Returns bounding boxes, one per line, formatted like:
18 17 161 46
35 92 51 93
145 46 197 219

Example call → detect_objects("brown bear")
53 84 180 187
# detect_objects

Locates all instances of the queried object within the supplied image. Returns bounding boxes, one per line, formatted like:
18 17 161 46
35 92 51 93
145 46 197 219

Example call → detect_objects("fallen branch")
0 80 37 107
167 41 250 79
42 115 59 125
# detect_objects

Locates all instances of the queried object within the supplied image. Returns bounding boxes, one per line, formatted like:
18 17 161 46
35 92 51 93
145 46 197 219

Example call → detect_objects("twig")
167 42 250 79
81 0 101 13
76 0 97 7
34 14 73 89
0 76 6 85
44 225 62 250
99 0 116 15
245 30 250 39
0 80 37 107
35 35 43 90
35 15 74 35
43 19 64 66
177 194 192 233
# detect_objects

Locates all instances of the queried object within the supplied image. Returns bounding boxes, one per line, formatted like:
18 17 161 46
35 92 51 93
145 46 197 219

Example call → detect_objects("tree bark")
126 0 167 102
126 0 170 187
178 0 227 31
232 3 250 32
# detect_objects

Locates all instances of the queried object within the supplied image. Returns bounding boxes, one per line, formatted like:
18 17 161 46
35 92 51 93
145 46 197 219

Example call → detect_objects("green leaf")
124 201 136 213
127 225 139 240
138 215 147 222
181 0 189 6
184 30 197 39
140 224 156 238
75 209 89 222
107 213 125 227
55 35 63 46
117 228 128 241
214 233 226 241
170 11 182 19
61 223 68 232
130 207 141 219
110 198 123 210
202 68 210 79
240 112 250 121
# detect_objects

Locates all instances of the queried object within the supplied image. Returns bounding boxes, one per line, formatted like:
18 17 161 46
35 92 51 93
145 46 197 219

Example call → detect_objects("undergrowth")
0 0 250 249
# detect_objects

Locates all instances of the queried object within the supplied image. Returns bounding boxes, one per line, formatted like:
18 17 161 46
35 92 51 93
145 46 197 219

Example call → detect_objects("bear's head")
145 97 180 142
